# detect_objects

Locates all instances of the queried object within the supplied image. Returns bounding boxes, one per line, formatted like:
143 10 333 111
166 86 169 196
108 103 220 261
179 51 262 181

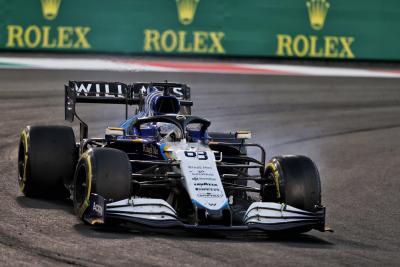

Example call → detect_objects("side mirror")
235 130 252 140
105 127 125 140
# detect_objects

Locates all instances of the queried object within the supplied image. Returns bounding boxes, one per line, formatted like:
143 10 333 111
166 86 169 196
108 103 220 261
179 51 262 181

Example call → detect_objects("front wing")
84 194 326 232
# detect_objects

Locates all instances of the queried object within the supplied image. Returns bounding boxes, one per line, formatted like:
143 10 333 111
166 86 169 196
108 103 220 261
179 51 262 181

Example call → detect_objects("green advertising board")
0 0 399 61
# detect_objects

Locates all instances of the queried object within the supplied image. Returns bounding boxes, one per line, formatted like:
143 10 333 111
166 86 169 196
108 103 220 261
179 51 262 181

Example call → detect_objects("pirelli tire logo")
5 0 91 50
143 0 226 55
276 0 355 59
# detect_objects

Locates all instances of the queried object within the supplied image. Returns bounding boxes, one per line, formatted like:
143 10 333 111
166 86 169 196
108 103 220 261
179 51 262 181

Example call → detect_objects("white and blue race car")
18 81 327 234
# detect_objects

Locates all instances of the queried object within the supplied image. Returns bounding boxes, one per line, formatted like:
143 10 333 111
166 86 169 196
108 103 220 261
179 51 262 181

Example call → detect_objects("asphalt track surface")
0 69 399 266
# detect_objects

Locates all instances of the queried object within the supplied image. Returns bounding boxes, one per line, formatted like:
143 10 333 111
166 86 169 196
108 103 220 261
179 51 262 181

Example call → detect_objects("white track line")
0 57 170 72
0 56 399 78
240 63 400 78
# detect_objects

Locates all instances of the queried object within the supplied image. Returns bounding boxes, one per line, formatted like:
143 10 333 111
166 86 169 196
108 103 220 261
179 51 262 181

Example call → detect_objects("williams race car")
18 81 328 234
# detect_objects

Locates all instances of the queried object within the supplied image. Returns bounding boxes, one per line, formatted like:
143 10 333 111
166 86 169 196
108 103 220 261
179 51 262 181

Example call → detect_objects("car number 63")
184 151 208 160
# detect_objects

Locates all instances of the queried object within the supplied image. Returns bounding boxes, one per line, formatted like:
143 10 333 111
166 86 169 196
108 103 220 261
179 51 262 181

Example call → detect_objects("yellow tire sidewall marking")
19 129 29 192
78 152 93 218
266 162 281 199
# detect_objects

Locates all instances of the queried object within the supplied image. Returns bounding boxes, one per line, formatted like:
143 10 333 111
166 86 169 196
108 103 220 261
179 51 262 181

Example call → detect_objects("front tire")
18 126 76 198
73 148 132 219
262 155 321 212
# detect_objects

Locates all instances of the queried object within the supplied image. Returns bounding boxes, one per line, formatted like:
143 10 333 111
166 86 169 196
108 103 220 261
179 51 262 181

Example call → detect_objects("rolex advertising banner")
0 0 399 61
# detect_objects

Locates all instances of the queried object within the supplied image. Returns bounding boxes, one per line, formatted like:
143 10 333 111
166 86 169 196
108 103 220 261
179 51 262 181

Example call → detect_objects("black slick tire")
263 155 321 212
17 126 76 198
73 148 132 219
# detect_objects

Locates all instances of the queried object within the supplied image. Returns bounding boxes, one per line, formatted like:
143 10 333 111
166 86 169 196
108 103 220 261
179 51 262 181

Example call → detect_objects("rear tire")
73 148 132 218
17 126 76 198
262 155 321 212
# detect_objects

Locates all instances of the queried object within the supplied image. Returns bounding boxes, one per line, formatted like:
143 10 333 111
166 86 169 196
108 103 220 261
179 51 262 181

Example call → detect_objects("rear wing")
65 81 192 141
65 81 192 122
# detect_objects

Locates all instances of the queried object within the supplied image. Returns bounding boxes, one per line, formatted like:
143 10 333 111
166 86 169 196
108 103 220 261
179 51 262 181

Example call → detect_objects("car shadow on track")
73 223 334 248
16 196 334 248
16 196 74 214
15 196 333 248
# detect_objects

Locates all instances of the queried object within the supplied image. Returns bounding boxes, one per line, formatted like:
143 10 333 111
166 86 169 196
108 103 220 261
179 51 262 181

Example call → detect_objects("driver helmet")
156 122 182 141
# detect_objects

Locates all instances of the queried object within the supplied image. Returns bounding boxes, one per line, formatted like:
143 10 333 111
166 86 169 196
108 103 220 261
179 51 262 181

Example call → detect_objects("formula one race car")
18 81 328 234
